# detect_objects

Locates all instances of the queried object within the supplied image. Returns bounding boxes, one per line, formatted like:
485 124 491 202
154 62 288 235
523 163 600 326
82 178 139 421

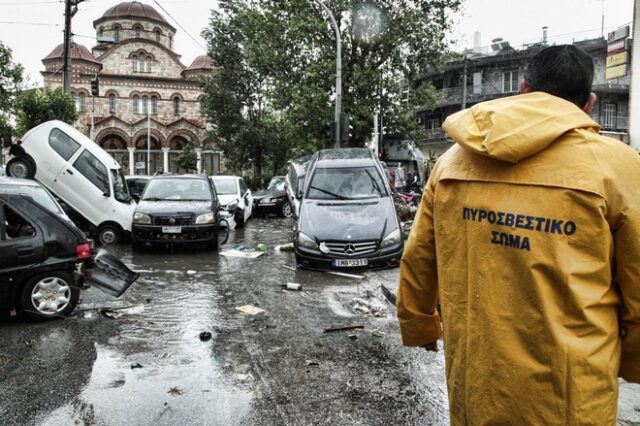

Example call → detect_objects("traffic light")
340 113 353 143
91 79 99 96
324 121 336 141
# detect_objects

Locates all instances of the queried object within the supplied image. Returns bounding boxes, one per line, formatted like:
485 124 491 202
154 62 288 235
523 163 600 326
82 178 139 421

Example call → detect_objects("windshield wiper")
365 170 384 197
142 197 166 201
309 185 351 200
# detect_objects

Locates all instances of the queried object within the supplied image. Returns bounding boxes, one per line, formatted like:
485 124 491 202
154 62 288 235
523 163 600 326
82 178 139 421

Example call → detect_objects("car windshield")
142 178 212 201
111 169 131 202
268 177 285 191
307 166 386 200
0 184 64 216
212 178 237 195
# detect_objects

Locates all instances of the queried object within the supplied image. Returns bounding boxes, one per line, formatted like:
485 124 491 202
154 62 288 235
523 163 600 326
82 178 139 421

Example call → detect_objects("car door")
239 178 253 220
52 148 113 226
38 127 82 191
0 198 44 271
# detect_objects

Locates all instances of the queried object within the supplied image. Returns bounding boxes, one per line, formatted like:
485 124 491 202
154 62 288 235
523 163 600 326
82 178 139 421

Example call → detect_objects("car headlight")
133 212 151 224
297 232 318 250
381 229 401 247
270 198 281 203
195 212 215 224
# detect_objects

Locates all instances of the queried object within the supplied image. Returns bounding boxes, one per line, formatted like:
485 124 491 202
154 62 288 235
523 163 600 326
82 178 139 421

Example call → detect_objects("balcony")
426 85 517 108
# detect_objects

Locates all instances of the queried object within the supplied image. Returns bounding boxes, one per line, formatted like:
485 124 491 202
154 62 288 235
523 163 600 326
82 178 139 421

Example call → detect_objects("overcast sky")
0 0 634 86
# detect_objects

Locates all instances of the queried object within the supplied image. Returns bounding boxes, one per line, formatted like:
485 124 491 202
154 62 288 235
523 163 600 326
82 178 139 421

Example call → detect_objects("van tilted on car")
5 120 136 245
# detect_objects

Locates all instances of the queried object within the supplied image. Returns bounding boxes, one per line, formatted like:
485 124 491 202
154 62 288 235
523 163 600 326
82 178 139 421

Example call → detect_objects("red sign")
607 40 627 55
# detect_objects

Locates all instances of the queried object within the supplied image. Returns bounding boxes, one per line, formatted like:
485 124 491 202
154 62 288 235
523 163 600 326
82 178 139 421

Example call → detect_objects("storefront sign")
606 52 628 68
607 26 630 43
606 64 627 80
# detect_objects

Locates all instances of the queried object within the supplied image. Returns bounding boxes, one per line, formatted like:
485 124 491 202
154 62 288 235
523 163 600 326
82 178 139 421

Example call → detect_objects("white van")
5 120 136 245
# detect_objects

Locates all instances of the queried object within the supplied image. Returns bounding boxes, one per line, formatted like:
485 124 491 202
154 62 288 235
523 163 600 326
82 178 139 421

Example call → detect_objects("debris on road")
281 264 297 272
380 284 397 305
351 297 387 317
168 387 184 396
305 359 320 367
130 362 143 369
323 325 365 333
326 271 365 279
281 282 302 291
371 328 386 338
99 304 145 319
348 334 358 340
235 305 266 315
220 249 265 259
187 270 197 275
199 331 212 341
275 243 295 252
257 243 268 252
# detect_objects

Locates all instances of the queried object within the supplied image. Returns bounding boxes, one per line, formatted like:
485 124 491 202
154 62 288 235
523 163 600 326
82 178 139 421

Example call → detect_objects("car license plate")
332 258 368 267
162 226 182 234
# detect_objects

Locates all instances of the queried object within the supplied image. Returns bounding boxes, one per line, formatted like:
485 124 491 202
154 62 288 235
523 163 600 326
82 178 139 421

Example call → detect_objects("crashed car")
210 175 253 228
0 193 139 320
253 176 293 218
131 175 221 250
294 148 404 270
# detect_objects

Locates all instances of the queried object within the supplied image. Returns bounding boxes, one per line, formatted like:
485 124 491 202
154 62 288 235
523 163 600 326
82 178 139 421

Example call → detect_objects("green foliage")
175 144 198 172
0 42 24 139
15 86 77 135
201 0 461 177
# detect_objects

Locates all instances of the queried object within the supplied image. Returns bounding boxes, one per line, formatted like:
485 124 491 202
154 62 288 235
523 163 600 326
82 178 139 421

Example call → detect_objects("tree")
0 42 24 141
175 144 198 172
15 86 77 135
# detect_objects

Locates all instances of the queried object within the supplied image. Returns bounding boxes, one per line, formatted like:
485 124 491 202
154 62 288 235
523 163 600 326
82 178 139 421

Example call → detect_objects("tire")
234 210 245 229
6 157 35 179
19 271 79 321
281 201 293 218
97 224 120 245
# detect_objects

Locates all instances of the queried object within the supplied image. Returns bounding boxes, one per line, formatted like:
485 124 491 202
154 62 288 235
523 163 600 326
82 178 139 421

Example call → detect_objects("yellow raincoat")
397 92 640 425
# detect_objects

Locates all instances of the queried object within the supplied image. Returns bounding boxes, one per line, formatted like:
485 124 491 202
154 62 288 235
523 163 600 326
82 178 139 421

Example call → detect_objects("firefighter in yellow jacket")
397 45 640 425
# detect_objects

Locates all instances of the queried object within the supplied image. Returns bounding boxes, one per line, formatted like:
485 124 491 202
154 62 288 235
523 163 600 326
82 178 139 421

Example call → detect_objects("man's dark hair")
525 45 594 108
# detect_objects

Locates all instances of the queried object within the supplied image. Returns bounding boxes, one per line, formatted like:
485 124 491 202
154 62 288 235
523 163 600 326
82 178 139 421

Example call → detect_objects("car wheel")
97 224 120 245
281 201 293 218
6 157 35 179
234 210 245 229
19 271 79 321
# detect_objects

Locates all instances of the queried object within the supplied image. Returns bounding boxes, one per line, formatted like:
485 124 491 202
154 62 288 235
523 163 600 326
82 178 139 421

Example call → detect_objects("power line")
153 0 206 51
0 1 61 4
0 20 60 26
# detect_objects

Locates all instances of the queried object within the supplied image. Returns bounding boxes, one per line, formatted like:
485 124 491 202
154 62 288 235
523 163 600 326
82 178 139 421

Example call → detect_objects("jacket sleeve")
396 169 442 347
610 152 640 383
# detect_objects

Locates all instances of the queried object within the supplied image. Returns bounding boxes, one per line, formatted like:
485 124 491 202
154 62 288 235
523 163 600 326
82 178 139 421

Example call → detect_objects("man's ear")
519 79 531 94
583 92 597 114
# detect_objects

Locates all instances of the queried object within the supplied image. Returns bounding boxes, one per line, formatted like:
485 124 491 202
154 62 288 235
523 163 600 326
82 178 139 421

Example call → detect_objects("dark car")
253 176 293 218
294 148 404 270
0 193 139 320
126 175 151 203
131 175 220 250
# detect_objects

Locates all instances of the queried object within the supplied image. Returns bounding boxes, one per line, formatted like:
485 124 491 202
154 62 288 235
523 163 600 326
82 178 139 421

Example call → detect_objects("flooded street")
1 218 638 425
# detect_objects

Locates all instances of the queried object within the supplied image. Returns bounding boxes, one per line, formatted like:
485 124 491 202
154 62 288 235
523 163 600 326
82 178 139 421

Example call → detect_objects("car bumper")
253 199 284 214
294 244 404 270
132 224 218 243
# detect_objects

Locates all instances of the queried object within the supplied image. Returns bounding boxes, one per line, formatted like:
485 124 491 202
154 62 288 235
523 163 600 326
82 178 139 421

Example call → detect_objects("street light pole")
62 0 85 93
313 0 341 148
147 105 151 175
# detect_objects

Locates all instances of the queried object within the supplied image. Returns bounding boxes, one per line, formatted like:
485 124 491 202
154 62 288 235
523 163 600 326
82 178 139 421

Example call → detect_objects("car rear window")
49 128 81 161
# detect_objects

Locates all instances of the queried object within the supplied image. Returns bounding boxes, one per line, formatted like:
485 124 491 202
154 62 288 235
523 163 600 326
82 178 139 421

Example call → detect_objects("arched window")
98 27 104 38
108 94 116 114
142 96 149 114
113 25 121 43
133 95 139 114
145 56 152 72
132 55 138 72
169 34 173 49
154 29 161 42
133 24 142 38
75 93 85 112
173 97 180 115
151 96 158 115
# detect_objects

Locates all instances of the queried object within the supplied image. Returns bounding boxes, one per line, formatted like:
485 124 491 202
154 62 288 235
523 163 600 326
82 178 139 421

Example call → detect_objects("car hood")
136 200 214 214
254 190 286 200
217 194 238 206
299 197 398 241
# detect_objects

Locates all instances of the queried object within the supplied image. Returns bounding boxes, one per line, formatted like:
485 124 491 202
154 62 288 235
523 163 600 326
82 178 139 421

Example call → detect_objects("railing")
431 84 518 107
595 115 629 131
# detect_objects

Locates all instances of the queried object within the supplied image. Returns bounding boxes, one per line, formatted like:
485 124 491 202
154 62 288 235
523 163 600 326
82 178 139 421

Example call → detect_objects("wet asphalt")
0 217 639 425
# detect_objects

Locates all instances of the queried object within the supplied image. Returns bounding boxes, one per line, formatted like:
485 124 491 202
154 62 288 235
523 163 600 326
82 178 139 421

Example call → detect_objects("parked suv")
131 175 220 250
294 148 403 270
0 193 139 320
5 120 136 245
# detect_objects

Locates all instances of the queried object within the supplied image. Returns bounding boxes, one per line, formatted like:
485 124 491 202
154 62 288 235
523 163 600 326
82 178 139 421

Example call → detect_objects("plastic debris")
326 271 365 279
220 249 265 259
348 334 358 340
275 243 295 252
256 243 268 252
99 304 145 319
168 387 184 396
235 305 265 315
131 363 143 369
281 282 302 291
380 284 397 305
351 297 388 317
187 270 197 275
281 264 297 272
305 359 320 367
199 331 212 341
323 325 365 333
371 328 386 338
